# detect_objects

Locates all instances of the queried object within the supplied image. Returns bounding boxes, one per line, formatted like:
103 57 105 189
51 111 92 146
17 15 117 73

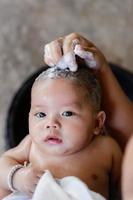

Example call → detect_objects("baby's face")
29 78 98 156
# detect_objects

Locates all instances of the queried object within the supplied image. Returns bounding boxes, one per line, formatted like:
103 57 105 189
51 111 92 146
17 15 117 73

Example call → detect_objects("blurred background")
0 0 133 154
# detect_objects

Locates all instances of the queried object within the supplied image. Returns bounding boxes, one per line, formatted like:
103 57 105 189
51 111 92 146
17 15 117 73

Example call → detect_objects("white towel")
3 170 106 200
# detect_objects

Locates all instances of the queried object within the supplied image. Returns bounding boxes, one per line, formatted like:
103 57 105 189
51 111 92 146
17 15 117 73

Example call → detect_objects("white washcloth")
3 170 106 200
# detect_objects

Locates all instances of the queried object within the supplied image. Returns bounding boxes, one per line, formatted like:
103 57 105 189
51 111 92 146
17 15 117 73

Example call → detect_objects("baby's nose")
45 118 59 129
46 124 58 129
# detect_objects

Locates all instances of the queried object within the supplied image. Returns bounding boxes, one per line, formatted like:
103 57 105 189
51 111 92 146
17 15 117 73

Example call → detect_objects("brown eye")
35 112 46 118
62 111 73 117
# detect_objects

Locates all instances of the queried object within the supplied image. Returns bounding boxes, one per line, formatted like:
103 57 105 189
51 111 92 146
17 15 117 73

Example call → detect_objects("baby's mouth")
44 136 62 144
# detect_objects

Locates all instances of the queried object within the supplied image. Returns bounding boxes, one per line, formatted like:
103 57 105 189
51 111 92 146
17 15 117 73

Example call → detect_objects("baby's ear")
93 111 106 135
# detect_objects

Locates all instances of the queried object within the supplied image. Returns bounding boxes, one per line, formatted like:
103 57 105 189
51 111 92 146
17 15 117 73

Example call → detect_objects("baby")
0 66 122 200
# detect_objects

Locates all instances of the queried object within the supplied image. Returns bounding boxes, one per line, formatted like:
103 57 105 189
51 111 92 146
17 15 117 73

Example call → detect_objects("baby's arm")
0 135 32 198
44 32 133 150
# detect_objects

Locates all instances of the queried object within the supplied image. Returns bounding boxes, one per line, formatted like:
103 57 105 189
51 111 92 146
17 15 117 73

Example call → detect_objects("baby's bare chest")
30 146 110 197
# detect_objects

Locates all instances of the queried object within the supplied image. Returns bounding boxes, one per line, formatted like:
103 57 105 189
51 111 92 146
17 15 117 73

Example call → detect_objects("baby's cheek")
29 122 38 136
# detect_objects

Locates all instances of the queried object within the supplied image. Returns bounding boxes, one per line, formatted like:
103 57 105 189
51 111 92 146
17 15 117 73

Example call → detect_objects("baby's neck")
29 141 93 172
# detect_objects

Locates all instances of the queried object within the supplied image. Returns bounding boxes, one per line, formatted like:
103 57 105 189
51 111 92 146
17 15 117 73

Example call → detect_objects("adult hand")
44 32 108 72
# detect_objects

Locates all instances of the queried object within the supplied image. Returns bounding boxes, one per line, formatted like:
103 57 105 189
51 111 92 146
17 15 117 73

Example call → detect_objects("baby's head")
29 66 106 156
34 67 101 114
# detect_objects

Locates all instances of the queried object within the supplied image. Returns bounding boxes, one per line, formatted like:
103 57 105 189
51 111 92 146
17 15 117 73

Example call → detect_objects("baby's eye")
35 112 46 118
62 111 74 117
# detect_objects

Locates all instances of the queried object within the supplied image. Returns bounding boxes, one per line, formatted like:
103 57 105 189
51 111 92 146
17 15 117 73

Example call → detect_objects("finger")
33 180 39 186
30 183 37 192
62 33 81 54
63 33 94 54
64 52 78 72
74 45 97 68
71 39 81 51
44 44 55 66
44 39 63 66
74 45 94 60
27 189 34 198
50 39 63 63
57 52 78 72
37 174 42 178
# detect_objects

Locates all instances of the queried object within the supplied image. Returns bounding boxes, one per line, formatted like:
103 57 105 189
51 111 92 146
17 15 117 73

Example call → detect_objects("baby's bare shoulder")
93 135 122 176
95 135 122 156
